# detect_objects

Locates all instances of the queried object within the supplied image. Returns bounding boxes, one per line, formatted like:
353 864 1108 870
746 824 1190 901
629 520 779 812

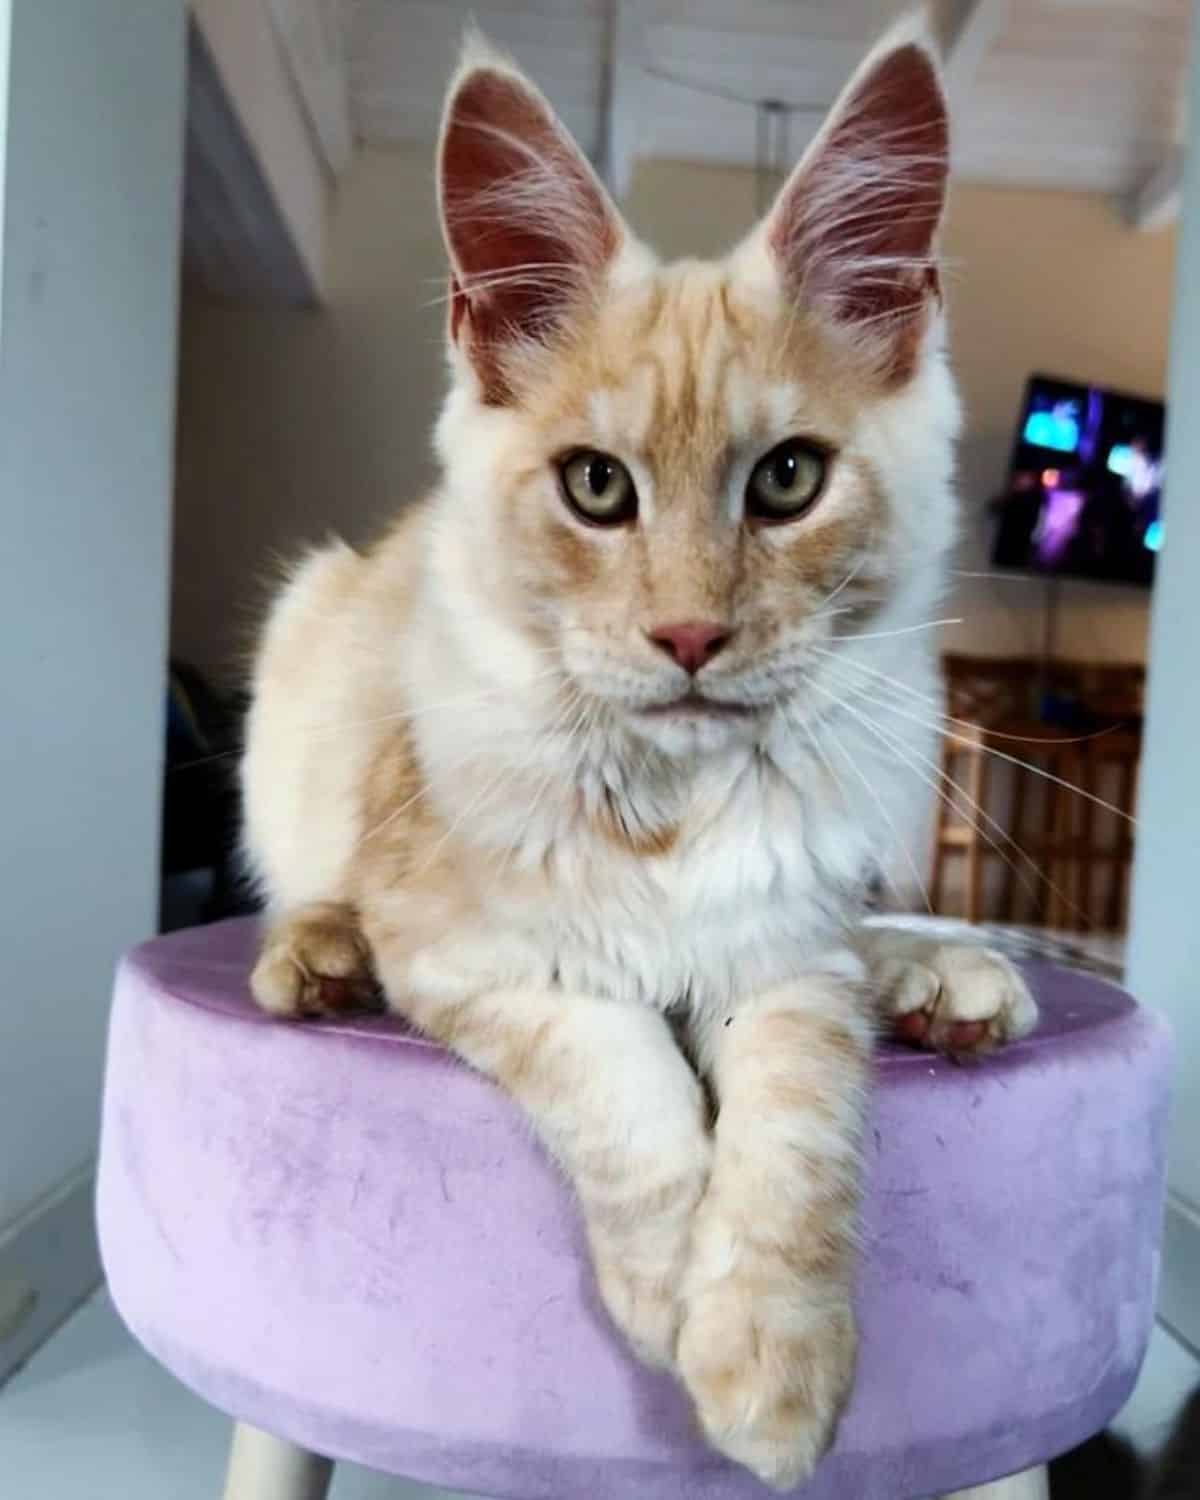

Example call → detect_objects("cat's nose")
646 621 733 675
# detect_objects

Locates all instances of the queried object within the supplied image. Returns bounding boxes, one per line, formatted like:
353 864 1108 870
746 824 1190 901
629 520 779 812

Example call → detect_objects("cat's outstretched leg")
363 917 712 1369
677 967 872 1491
858 925 1039 1057
251 902 380 1017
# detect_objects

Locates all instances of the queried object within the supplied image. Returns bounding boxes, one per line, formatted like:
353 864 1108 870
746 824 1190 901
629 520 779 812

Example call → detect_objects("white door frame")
1126 0 1200 1357
0 0 186 1379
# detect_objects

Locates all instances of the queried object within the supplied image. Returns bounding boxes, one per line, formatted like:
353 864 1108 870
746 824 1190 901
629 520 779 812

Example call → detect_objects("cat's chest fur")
485 741 873 1017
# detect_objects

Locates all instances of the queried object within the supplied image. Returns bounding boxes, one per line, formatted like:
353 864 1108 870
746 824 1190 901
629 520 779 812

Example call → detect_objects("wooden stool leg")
943 1463 1049 1499
222 1423 334 1500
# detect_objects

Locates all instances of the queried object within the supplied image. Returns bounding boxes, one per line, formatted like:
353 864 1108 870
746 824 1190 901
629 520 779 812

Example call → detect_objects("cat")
240 11 1037 1489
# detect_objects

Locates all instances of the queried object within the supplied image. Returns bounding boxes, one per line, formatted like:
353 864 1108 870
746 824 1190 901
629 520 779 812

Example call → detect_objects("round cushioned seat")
97 918 1171 1500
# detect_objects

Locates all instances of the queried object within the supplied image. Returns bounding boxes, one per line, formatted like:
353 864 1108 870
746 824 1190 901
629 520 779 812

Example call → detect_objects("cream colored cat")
242 12 1037 1489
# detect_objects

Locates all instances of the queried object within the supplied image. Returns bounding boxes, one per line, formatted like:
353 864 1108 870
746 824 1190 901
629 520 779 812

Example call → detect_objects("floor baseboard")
0 1166 101 1388
1159 1192 1200 1357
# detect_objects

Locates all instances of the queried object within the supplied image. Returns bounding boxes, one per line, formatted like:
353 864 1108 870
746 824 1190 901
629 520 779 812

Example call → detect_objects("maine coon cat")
241 12 1037 1488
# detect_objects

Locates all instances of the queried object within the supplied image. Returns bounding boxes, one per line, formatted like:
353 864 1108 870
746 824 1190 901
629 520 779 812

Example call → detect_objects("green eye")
558 450 637 526
746 439 828 523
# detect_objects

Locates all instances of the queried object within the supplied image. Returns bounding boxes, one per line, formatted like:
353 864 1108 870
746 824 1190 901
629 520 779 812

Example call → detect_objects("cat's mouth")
636 692 757 720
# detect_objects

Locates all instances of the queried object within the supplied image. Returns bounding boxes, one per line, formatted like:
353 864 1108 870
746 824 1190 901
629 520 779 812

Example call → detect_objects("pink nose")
646 620 733 675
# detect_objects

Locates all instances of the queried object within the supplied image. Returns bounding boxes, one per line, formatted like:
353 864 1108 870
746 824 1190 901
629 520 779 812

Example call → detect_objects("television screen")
991 374 1165 587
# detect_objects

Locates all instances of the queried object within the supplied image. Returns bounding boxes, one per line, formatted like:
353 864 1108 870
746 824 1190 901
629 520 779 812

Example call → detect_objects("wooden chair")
1014 727 1142 932
929 657 1142 930
930 656 1037 922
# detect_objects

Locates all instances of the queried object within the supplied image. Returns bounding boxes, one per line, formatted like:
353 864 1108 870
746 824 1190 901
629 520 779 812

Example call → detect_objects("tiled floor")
0 1286 1194 1499
1111 1318 1199 1457
0 1290 455 1499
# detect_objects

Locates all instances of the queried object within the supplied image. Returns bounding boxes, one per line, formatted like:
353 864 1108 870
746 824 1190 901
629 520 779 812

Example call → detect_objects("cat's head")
430 13 959 757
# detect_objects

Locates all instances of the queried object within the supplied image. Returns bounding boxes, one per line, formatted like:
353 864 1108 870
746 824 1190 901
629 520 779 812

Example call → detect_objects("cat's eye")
746 439 828 524
558 450 637 526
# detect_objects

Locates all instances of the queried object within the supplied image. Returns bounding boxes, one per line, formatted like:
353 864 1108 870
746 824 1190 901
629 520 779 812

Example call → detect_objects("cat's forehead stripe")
722 365 756 444
590 369 808 460
588 388 617 447
767 383 803 433
590 361 659 452
568 269 858 471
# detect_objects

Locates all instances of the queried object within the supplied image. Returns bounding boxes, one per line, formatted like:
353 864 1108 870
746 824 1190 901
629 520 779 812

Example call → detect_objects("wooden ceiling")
344 0 1191 221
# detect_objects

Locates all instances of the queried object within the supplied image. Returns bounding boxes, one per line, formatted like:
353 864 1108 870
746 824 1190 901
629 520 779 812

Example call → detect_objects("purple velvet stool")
96 919 1171 1500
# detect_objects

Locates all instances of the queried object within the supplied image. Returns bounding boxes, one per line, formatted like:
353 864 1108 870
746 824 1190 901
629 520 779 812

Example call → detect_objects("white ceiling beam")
938 0 1011 110
1125 148 1185 231
267 0 354 177
602 0 649 203
184 20 318 305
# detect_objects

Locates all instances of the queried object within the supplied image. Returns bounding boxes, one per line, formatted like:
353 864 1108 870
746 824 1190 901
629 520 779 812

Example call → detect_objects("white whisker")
815 647 1125 747
815 652 1137 828
835 616 961 644
807 672 1082 922
812 558 867 616
789 703 931 914
950 569 1045 583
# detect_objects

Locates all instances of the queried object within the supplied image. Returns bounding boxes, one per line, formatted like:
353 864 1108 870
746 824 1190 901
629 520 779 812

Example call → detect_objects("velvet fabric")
97 918 1171 1499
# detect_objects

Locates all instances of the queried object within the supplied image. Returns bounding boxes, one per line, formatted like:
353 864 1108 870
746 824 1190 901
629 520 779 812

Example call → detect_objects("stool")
96 918 1171 1500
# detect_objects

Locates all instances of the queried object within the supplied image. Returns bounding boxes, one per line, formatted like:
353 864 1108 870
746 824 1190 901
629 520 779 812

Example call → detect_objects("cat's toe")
251 905 379 1019
879 944 1038 1057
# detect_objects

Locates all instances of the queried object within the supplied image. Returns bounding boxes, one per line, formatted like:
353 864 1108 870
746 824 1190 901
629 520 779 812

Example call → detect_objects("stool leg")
943 1463 1049 1500
221 1422 334 1500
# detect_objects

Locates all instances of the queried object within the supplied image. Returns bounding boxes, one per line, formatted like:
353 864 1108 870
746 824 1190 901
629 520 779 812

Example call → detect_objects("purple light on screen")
1034 489 1086 567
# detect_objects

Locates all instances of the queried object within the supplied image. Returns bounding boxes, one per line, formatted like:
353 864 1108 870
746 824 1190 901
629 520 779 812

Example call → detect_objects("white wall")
1126 0 1200 1352
0 0 9 346
0 1 185 1233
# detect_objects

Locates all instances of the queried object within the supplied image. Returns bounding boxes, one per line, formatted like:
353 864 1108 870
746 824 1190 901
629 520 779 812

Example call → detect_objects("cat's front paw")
251 903 381 1018
591 1242 687 1370
875 942 1038 1057
677 1277 855 1489
579 1124 712 1369
584 1156 711 1369
677 1216 855 1489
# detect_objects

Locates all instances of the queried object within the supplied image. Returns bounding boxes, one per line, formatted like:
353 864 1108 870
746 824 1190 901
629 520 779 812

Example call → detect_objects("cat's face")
432 20 958 757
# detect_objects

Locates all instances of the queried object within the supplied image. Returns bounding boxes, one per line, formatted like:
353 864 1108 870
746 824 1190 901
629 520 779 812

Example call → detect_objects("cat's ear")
438 37 624 401
756 14 949 384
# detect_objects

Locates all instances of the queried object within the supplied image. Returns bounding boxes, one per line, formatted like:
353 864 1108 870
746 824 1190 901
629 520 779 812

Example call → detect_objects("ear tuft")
437 37 621 402
761 13 950 384
455 23 510 76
